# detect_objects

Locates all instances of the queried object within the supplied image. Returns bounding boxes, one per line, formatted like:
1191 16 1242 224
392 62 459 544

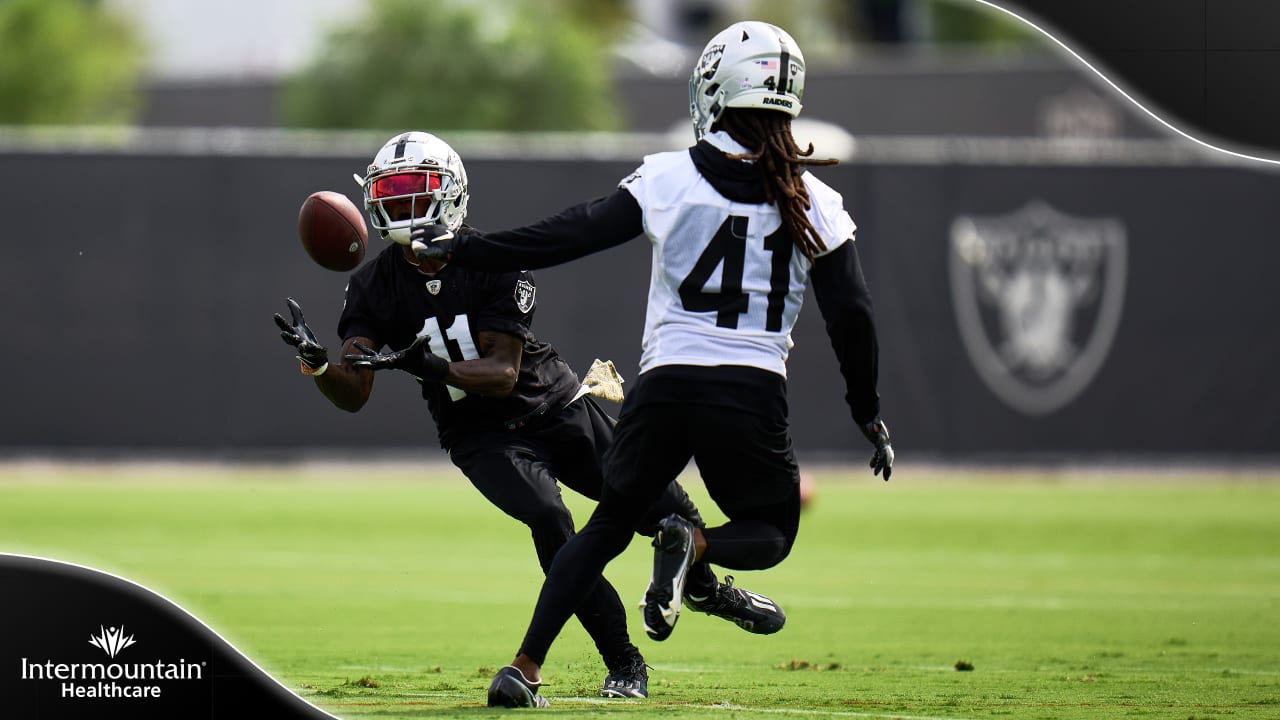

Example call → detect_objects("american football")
298 190 367 272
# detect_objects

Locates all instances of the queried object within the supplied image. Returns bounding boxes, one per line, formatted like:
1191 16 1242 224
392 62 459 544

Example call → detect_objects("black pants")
517 369 802 665
450 396 702 664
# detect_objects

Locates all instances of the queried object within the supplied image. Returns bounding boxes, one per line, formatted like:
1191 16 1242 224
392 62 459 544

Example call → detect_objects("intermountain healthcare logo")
19 624 204 699
88 625 136 658
949 201 1127 415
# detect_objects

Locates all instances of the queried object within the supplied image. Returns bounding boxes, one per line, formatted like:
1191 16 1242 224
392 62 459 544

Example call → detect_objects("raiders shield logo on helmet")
514 279 536 313
949 201 1127 415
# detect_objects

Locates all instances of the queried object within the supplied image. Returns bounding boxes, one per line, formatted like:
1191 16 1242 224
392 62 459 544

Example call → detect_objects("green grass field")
1 462 1277 719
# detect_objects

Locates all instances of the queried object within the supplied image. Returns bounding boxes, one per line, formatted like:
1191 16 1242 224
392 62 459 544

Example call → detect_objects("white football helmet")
355 131 469 245
689 21 806 141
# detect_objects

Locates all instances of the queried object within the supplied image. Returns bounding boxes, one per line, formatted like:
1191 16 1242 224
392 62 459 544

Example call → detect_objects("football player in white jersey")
275 131 787 703
413 22 893 707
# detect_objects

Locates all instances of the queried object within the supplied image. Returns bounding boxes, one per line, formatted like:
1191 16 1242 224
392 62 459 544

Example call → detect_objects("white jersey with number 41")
620 131 856 379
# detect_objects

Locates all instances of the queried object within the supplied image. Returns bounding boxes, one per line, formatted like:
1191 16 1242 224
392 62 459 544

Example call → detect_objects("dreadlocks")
716 108 838 261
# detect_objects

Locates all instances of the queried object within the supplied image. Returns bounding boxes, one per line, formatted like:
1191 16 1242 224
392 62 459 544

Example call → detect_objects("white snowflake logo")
88 626 137 658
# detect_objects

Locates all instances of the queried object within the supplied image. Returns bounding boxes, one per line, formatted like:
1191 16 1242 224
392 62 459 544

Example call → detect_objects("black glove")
859 418 894 481
409 223 455 265
345 336 449 382
274 297 329 374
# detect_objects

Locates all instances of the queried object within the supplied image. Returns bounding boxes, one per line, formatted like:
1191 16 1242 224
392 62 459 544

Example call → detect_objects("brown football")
298 191 368 272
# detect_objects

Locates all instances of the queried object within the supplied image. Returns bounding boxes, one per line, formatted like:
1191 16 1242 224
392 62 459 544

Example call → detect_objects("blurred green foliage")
0 0 144 125
751 0 1042 51
927 0 1039 46
282 0 622 132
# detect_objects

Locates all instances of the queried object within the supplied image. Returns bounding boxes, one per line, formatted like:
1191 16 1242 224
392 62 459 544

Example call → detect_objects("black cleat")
600 653 649 698
640 514 696 641
685 575 786 635
487 665 549 708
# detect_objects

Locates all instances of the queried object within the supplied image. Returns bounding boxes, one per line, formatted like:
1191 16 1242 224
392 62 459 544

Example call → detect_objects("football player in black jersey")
411 24 895 708
274 131 782 703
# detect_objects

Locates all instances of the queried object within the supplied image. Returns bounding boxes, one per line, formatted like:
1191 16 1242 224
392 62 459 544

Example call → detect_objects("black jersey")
338 243 582 448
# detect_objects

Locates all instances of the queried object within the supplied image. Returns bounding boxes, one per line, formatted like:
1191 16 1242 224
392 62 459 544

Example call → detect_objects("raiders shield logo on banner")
949 201 1127 415
514 279 536 313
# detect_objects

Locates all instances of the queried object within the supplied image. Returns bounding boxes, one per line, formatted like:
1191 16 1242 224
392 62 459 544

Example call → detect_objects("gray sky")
109 0 365 79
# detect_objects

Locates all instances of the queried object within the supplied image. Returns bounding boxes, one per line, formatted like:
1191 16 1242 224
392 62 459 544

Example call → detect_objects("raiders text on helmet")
689 21 805 140
355 131 469 245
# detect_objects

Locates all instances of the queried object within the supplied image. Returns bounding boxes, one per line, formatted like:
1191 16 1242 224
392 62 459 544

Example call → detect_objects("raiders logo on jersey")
515 279 536 313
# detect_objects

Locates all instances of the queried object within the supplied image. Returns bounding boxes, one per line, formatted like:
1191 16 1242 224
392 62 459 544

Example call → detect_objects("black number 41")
678 215 792 331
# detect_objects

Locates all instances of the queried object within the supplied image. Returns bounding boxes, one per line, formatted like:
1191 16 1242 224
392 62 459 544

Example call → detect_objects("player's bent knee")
703 519 797 570
524 504 575 537
748 533 794 570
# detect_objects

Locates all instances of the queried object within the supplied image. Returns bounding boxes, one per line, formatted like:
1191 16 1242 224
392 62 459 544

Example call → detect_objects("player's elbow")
825 294 873 334
854 296 875 328
843 293 874 321
330 393 369 413
476 366 519 398
319 378 372 413
338 398 367 413
491 366 519 397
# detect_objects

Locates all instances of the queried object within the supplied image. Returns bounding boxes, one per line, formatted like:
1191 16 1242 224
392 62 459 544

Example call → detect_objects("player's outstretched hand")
345 336 425 372
274 297 329 372
345 336 449 381
410 223 455 265
859 418 894 481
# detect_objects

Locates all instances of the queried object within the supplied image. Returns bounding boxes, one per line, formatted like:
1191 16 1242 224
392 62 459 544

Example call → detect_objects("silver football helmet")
689 21 806 141
355 131 469 245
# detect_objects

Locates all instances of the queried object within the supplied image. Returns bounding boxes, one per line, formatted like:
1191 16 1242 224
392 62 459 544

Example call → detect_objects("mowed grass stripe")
0 464 1276 719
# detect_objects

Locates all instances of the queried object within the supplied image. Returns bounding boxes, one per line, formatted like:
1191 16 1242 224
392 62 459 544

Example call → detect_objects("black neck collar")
688 140 768 204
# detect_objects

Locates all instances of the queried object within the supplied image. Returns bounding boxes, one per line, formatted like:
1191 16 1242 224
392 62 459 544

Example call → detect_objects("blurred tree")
0 0 144 124
283 0 622 131
926 0 1038 47
745 0 1040 51
561 0 631 39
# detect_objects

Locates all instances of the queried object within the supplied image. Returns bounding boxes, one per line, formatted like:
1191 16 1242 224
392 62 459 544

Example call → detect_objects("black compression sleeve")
811 240 881 426
451 189 643 271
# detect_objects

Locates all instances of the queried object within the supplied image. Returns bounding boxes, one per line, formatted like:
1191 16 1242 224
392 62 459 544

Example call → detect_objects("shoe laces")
701 575 747 612
606 654 649 680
